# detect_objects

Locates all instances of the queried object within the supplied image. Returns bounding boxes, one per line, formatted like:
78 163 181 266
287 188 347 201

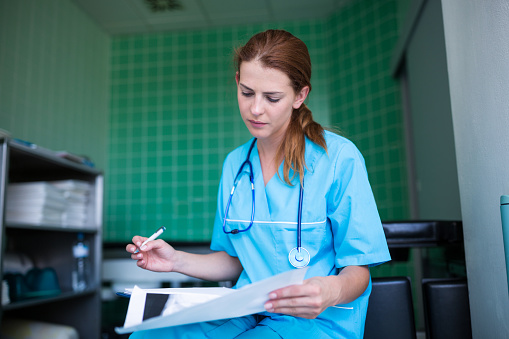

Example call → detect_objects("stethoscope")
222 138 311 268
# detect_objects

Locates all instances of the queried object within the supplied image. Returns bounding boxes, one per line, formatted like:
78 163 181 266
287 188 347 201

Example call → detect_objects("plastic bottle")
72 233 90 291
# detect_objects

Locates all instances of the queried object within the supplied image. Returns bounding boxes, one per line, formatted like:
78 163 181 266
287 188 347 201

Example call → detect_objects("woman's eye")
267 97 280 103
241 91 254 97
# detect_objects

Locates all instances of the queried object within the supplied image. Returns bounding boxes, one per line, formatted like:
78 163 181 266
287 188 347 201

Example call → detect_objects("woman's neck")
257 138 283 186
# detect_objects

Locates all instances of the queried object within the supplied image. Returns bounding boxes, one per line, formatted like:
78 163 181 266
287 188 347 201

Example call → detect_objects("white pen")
134 226 166 253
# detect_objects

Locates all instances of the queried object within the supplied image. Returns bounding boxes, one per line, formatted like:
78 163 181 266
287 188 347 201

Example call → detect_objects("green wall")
106 21 330 242
0 0 411 243
328 0 410 221
0 0 110 170
106 0 410 242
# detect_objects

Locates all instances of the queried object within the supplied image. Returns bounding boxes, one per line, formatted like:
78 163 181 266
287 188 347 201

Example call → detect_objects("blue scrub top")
210 131 391 338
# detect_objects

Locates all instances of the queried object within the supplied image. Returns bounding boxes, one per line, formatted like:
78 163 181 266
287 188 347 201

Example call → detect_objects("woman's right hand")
126 238 243 282
126 236 177 272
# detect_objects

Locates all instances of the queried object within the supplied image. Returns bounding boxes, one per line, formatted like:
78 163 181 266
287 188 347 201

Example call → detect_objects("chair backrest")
422 278 472 339
364 276 416 339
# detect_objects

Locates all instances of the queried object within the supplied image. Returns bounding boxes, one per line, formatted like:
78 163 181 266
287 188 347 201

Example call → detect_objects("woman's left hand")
264 265 369 319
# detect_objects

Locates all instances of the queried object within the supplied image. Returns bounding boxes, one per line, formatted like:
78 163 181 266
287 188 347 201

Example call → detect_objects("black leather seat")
364 276 416 339
422 278 472 339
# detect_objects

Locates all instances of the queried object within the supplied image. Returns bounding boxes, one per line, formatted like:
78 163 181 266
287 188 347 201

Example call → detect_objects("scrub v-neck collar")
248 136 326 220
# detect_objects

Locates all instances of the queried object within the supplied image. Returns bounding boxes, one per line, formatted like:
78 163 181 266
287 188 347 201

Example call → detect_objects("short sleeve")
327 142 391 268
210 154 238 257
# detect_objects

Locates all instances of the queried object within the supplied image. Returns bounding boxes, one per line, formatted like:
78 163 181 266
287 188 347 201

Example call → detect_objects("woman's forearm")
332 265 370 305
173 250 243 282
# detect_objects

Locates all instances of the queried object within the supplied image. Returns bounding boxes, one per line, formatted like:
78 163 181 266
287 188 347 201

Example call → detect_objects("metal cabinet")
0 138 103 338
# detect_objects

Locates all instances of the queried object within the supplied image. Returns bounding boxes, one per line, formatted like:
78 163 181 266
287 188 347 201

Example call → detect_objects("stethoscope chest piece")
289 247 310 268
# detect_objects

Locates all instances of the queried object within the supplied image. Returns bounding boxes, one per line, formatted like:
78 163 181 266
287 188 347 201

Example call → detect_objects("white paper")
115 268 308 334
122 287 233 328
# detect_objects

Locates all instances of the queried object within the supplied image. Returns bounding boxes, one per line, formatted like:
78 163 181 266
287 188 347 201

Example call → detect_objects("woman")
127 29 390 338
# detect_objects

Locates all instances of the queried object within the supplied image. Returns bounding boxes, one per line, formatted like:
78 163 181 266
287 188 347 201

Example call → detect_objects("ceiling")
72 0 343 36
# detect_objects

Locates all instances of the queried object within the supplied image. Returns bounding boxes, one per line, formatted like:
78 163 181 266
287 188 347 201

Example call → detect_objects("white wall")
441 0 509 337
0 0 110 169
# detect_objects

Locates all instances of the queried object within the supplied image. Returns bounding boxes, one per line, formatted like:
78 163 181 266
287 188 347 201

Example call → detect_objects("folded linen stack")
51 180 92 227
6 180 92 227
6 182 67 225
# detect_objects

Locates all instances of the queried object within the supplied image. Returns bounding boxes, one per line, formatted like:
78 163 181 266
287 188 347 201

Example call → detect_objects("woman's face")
236 60 309 144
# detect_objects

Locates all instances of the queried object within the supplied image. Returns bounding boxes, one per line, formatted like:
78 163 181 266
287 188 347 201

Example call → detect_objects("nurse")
127 29 391 338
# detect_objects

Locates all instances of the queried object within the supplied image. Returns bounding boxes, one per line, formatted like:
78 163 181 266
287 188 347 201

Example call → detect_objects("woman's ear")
235 72 240 85
293 86 310 109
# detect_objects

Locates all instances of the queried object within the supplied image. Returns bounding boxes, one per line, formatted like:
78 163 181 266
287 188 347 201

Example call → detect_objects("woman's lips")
248 119 267 127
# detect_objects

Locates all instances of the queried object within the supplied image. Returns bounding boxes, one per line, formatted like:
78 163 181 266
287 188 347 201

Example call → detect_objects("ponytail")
277 103 327 186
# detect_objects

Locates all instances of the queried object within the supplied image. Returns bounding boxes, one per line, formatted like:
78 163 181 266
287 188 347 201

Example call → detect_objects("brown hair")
234 29 326 186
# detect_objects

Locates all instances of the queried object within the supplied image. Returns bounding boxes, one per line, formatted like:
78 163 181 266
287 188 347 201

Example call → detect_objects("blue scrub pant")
128 314 282 339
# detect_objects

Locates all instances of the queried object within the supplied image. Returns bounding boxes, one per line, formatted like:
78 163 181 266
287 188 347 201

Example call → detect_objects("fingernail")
269 293 277 299
265 303 272 310
140 245 147 250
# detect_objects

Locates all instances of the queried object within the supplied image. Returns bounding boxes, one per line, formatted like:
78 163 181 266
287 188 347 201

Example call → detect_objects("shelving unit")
0 138 103 338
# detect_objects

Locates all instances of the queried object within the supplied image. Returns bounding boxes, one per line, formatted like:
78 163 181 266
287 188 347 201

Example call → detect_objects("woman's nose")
251 97 264 116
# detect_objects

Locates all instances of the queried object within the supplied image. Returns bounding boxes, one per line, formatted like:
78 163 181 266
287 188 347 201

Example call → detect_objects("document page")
115 268 308 334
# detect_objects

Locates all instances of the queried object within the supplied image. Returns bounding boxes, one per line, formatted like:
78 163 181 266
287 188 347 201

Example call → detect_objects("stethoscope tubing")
297 178 304 250
223 138 309 268
222 139 256 234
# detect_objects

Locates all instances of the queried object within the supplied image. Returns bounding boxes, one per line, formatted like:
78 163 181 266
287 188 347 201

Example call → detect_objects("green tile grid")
106 0 410 242
328 0 410 222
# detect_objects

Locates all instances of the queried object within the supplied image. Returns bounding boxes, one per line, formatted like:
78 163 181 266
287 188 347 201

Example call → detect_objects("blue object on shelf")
4 268 61 302
501 195 509 294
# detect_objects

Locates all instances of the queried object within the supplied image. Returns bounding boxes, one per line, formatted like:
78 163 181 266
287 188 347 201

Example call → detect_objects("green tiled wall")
328 0 410 220
106 0 410 242
107 21 330 242
324 0 414 294
0 0 110 169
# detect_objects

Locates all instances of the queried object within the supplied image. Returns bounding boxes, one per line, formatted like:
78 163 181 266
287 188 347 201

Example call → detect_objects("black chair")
364 276 416 339
422 278 472 339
